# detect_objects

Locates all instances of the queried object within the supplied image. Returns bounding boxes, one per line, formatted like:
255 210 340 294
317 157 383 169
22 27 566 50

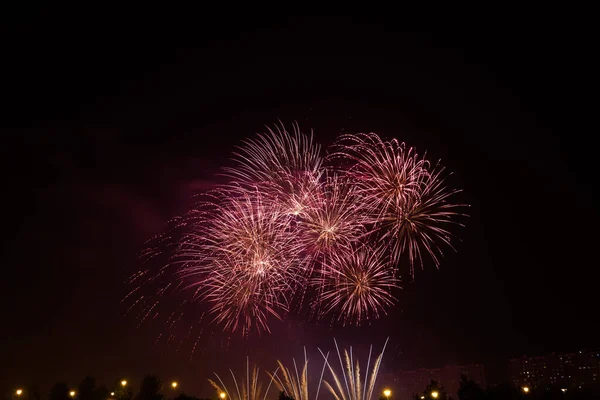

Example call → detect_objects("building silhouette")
508 350 600 390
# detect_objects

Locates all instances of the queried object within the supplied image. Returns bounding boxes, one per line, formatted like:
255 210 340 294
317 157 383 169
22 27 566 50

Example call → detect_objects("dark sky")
2 10 597 398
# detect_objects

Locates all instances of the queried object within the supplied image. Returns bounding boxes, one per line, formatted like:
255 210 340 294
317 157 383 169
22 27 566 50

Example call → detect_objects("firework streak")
211 339 388 400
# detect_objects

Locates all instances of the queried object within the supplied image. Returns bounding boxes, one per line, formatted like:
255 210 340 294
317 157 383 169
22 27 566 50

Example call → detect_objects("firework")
375 163 466 274
297 174 366 258
328 133 428 211
210 357 278 400
223 121 324 217
178 189 307 336
314 245 400 326
329 133 465 276
127 123 466 339
319 339 389 400
269 348 330 400
212 340 387 400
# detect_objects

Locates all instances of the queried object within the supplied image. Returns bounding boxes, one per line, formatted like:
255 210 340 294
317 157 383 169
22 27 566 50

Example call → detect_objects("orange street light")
219 393 226 399
431 391 439 399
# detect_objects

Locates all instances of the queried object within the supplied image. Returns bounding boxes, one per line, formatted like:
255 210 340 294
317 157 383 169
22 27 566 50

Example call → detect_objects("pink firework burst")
296 173 366 258
376 163 467 274
223 121 324 218
329 132 466 276
177 188 307 336
315 244 401 326
329 133 428 217
127 123 467 339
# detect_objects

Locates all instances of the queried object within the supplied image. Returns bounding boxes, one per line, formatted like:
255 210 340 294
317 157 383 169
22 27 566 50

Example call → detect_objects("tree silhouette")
457 375 485 400
413 380 449 400
94 385 109 400
49 383 70 400
485 383 520 400
115 382 132 400
78 376 96 400
173 395 204 400
134 376 164 400
28 384 42 400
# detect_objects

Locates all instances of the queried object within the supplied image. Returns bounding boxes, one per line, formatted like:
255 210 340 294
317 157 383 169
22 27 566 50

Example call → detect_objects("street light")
219 393 226 399
171 382 178 389
522 386 530 394
121 381 128 387
70 391 76 398
110 393 115 397
431 391 439 399
383 389 391 399
16 390 23 396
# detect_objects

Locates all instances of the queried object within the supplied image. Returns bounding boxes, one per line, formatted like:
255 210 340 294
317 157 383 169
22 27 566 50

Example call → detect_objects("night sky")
2 10 597 398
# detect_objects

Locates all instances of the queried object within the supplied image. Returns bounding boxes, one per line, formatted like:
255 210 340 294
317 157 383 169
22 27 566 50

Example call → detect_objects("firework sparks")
329 133 466 276
213 340 387 400
223 121 323 217
178 189 307 336
298 174 366 257
315 245 401 326
329 133 428 212
268 348 330 400
126 123 466 339
210 357 278 400
376 163 467 274
319 338 389 400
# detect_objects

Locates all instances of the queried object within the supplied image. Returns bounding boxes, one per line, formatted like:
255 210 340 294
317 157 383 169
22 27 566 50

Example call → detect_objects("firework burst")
178 189 307 336
127 123 466 338
376 163 467 274
223 122 323 217
329 133 466 276
297 174 366 258
315 245 400 326
328 133 428 213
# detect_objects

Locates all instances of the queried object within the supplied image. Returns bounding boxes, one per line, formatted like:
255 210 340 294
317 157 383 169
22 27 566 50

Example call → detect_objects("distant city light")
383 389 391 398
171 382 178 389
522 386 530 393
69 391 76 397
16 390 23 396
431 391 439 399
121 381 127 387
219 393 226 399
